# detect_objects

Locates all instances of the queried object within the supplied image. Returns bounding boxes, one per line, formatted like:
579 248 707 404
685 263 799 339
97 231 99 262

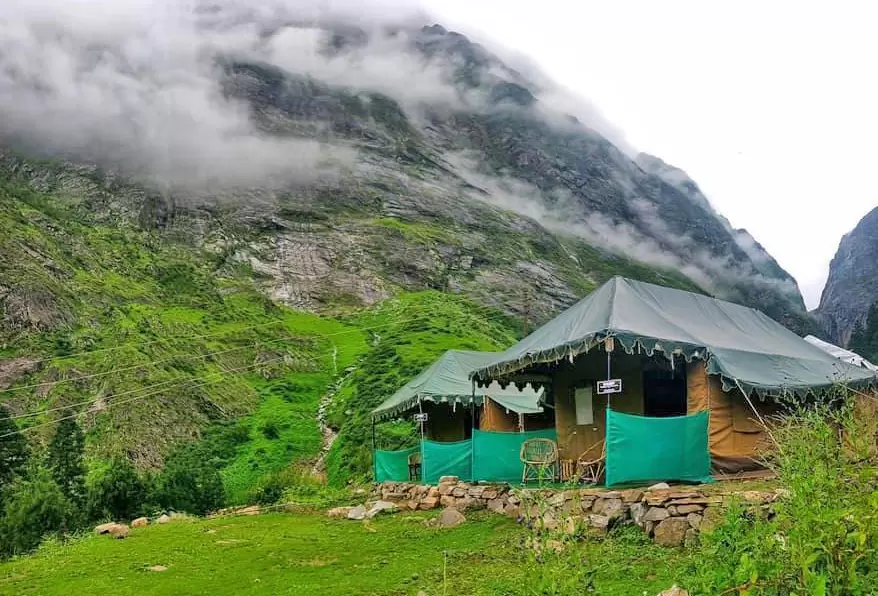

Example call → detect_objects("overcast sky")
425 0 877 310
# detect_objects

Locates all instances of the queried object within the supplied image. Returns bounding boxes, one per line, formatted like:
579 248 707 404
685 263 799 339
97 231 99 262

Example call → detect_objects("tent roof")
471 276 877 399
372 350 544 421
804 335 878 372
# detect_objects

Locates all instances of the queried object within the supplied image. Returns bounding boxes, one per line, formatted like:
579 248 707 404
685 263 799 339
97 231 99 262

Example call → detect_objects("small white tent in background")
803 335 878 372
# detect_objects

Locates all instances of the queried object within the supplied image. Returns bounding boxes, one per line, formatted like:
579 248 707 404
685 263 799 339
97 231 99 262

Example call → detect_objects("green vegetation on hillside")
325 291 520 485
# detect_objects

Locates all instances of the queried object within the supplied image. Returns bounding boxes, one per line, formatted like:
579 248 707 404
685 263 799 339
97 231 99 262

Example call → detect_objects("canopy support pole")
371 417 377 452
605 337 614 409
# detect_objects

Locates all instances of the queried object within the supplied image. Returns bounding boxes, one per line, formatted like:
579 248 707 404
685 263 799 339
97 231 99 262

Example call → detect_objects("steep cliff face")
818 206 878 346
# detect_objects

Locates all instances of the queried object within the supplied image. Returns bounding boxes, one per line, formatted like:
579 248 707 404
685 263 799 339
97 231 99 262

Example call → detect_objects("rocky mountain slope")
817 206 878 348
0 10 816 487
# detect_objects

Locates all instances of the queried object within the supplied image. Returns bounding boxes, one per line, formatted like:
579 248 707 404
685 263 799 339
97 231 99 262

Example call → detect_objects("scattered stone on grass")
109 524 130 539
347 505 366 521
150 566 168 572
94 523 117 535
132 517 149 528
367 500 398 518
327 507 353 519
657 585 689 596
157 514 171 524
437 508 466 529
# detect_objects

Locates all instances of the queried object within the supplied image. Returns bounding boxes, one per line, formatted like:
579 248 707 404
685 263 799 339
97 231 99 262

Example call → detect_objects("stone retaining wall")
374 477 784 547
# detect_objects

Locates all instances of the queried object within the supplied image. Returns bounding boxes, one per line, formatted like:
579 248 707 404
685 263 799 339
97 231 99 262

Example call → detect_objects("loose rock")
327 507 353 519
131 517 149 528
157 514 171 524
109 524 130 539
658 585 689 596
366 500 397 518
686 513 703 530
150 565 168 572
94 523 117 535
347 505 367 521
647 482 671 491
437 508 466 529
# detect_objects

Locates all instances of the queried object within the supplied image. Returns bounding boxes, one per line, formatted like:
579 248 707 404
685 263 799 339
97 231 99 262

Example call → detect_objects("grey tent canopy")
803 335 878 372
372 350 544 421
471 276 878 399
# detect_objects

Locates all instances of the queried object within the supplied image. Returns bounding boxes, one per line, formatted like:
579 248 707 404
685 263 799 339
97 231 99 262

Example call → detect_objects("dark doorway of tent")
642 356 687 417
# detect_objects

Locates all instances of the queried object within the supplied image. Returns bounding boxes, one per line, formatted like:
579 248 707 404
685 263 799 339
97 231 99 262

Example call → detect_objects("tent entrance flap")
605 409 712 486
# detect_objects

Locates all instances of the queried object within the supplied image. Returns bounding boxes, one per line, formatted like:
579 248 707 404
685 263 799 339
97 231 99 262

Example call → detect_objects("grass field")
0 512 686 596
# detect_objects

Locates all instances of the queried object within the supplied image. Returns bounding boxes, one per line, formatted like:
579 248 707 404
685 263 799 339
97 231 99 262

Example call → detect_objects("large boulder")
131 517 149 528
157 514 171 524
109 524 130 539
653 518 691 547
437 508 466 529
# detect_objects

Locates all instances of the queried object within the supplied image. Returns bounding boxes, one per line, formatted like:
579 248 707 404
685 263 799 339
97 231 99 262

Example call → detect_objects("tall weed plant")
692 394 878 595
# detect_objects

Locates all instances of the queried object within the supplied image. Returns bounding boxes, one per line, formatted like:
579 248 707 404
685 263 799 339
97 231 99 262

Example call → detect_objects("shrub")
0 467 71 558
153 450 225 515
689 396 878 595
87 458 149 521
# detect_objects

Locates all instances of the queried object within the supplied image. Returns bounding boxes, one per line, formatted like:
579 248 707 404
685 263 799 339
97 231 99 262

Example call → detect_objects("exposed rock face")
818 206 878 346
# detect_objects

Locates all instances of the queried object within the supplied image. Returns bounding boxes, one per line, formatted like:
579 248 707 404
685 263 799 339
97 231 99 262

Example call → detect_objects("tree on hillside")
47 413 86 507
153 447 225 515
0 467 70 558
87 458 149 521
849 302 878 363
0 405 27 493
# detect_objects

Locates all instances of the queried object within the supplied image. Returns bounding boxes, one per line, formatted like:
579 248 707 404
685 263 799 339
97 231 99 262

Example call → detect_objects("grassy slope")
0 512 685 596
325 291 521 485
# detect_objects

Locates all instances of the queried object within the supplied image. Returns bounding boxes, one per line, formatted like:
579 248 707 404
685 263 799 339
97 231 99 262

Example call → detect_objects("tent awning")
372 350 543 421
470 276 878 399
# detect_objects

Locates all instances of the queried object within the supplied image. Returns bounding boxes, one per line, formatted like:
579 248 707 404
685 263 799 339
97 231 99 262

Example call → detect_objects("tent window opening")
642 355 687 417
574 386 594 425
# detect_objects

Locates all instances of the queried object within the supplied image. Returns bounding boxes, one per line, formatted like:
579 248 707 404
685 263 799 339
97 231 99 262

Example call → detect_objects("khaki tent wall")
686 362 777 472
480 397 520 432
552 350 644 461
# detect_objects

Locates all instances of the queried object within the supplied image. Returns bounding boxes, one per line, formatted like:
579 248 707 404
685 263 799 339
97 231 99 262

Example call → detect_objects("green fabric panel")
374 447 418 483
472 276 877 399
372 350 543 420
422 439 472 484
605 410 712 487
471 428 557 483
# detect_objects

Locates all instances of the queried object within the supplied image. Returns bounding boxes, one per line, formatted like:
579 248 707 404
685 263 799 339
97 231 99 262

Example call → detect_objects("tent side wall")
686 362 777 472
424 402 470 442
480 397 520 432
552 351 645 461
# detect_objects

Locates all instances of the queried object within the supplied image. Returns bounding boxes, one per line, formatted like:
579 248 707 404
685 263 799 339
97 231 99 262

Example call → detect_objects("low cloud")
447 152 800 298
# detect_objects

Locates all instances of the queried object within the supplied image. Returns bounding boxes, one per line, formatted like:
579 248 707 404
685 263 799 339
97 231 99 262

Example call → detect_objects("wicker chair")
520 438 559 483
576 441 606 485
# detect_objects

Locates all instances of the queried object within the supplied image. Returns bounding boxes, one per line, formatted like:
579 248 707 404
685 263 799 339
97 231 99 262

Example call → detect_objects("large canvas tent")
472 277 877 398
470 276 877 484
372 350 544 423
371 350 552 483
804 335 878 372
